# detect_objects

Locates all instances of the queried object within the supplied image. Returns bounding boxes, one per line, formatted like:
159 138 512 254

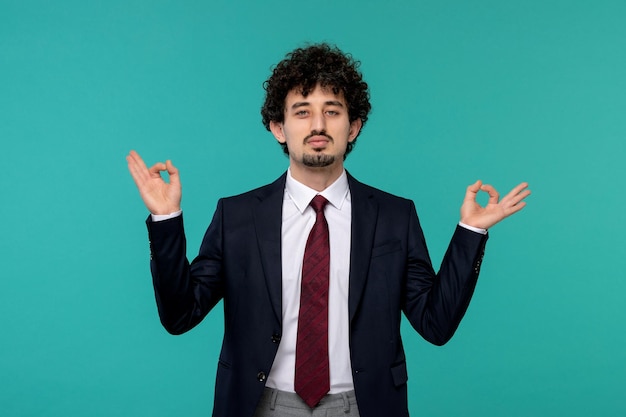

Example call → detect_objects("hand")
126 150 182 215
460 181 530 230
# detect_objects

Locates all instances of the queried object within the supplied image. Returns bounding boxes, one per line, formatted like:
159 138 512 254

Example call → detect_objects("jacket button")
257 372 266 382
271 333 281 343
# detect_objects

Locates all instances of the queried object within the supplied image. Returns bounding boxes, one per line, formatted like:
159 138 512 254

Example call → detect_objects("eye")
295 110 308 117
326 110 339 116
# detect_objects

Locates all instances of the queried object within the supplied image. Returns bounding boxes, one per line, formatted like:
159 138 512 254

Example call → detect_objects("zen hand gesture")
460 181 531 230
126 150 182 215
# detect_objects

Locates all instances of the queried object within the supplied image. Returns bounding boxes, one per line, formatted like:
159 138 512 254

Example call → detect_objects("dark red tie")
295 195 330 408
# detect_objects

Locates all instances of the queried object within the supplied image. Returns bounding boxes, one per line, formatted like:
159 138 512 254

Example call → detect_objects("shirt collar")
285 168 349 214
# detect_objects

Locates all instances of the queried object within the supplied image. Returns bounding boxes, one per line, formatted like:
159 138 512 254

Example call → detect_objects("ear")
269 121 286 144
348 118 363 142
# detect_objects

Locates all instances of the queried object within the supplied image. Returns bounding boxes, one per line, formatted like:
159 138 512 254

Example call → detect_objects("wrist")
151 210 182 222
458 221 487 235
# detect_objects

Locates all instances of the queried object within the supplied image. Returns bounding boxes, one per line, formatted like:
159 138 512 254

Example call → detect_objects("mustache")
304 130 334 143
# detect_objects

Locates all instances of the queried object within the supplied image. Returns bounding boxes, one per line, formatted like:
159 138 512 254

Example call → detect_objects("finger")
504 200 527 216
507 189 531 206
480 184 500 205
464 180 482 202
127 150 154 177
148 162 167 176
506 182 529 198
127 150 151 172
165 160 178 176
127 151 152 186
500 182 530 205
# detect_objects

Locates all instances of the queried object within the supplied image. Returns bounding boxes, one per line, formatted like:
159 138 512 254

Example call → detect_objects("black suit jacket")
146 172 488 417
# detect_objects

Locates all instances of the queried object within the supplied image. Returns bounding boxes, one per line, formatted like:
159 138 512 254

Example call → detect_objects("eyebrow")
290 100 345 110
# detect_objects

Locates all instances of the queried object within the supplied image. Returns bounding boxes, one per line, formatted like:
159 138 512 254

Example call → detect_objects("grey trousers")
253 388 360 417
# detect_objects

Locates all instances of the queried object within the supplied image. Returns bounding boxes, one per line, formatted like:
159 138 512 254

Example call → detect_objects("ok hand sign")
460 181 531 230
126 150 182 215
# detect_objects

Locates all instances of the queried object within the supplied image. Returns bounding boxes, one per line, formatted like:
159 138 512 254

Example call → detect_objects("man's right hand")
126 150 182 215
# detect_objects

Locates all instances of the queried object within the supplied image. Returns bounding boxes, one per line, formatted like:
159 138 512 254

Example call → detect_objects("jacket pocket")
390 362 408 387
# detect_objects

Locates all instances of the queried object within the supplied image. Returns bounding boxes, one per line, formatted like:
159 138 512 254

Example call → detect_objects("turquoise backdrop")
2 1 625 416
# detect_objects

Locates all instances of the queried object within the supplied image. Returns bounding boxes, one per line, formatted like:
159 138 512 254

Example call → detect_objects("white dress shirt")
265 169 354 393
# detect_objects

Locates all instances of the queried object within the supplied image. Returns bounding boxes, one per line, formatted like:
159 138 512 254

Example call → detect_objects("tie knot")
310 195 328 213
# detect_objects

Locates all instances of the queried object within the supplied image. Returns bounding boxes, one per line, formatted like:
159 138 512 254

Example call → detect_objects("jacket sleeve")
146 201 225 335
402 201 488 345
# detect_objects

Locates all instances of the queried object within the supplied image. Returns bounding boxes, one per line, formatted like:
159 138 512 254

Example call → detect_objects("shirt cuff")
151 210 182 222
458 221 487 235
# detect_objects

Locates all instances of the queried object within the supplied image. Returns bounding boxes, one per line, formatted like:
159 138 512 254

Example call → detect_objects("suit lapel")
347 173 378 321
252 172 378 324
253 173 287 325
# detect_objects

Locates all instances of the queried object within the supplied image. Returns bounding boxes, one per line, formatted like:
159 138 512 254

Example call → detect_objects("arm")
403 205 487 346
403 181 530 345
147 208 225 335
127 150 223 334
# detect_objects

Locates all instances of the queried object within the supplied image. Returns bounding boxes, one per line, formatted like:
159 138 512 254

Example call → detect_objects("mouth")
305 134 332 149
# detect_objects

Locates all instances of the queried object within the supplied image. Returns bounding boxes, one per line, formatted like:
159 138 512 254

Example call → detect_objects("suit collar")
285 168 350 212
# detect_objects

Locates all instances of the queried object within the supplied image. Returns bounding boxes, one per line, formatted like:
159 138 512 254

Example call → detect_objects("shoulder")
220 172 287 204
212 172 287 218
347 172 413 207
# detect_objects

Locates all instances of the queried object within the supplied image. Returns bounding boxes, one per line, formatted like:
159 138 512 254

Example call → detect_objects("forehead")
285 84 346 106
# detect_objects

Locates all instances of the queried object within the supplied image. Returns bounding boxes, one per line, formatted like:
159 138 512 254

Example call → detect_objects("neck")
289 163 344 192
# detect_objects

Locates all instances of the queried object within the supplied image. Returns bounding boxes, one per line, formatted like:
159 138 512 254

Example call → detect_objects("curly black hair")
261 43 371 158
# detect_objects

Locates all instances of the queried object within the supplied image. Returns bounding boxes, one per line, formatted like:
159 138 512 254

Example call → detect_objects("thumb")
469 180 482 192
464 180 482 201
165 160 181 186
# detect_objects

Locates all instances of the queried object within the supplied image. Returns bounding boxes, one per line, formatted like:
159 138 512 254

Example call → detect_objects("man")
127 43 530 417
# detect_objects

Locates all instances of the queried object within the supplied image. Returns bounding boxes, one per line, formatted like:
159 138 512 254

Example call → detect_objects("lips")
306 135 331 148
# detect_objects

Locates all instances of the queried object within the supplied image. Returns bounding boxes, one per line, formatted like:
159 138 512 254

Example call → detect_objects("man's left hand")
460 181 531 230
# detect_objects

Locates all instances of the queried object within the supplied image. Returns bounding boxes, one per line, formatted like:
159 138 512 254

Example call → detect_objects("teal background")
2 0 625 415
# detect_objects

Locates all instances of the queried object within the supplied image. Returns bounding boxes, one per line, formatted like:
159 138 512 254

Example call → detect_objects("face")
270 84 362 174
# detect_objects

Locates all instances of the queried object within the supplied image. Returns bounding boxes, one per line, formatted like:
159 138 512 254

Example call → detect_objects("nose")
310 111 326 132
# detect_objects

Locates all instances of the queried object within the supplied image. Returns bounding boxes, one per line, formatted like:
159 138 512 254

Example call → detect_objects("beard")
302 152 336 167
299 131 338 167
